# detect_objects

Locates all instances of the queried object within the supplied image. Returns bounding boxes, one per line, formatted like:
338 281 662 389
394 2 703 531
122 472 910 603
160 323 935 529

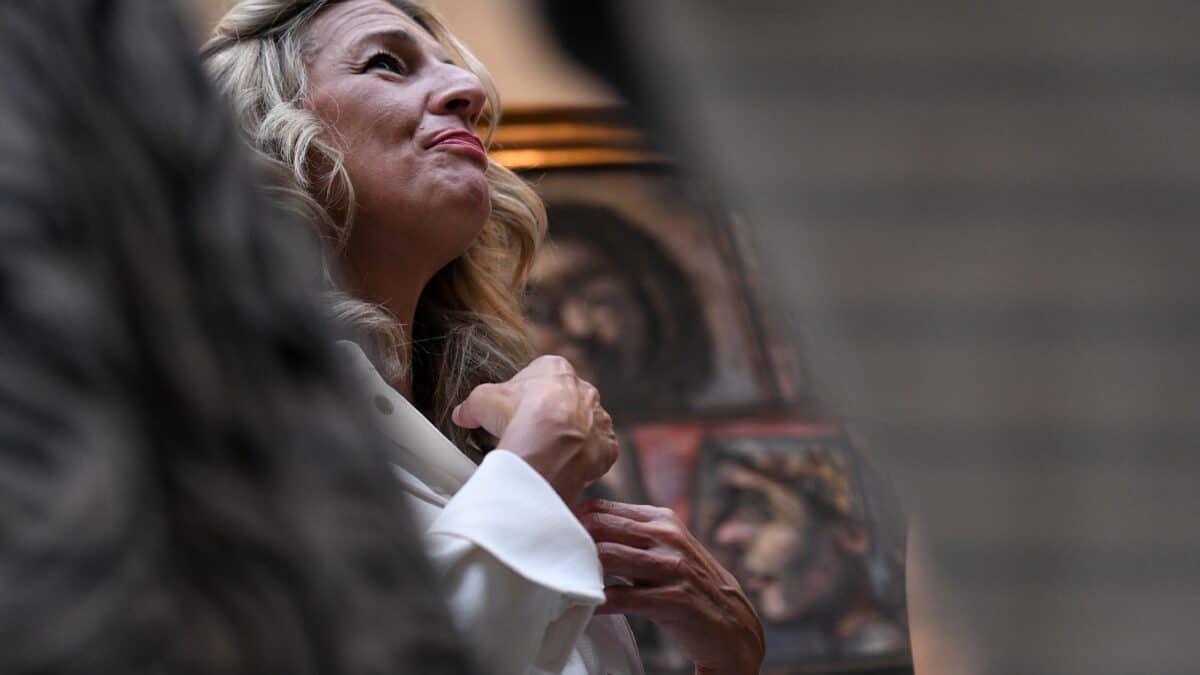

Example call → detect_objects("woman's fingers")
580 498 670 523
593 405 614 434
586 499 767 675
596 584 678 617
587 501 732 585
455 354 617 503
580 511 656 549
451 382 514 436
511 353 576 381
596 542 686 583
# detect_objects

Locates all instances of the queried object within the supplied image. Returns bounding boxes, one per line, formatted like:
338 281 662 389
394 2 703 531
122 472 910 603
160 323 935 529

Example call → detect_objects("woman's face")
304 0 490 286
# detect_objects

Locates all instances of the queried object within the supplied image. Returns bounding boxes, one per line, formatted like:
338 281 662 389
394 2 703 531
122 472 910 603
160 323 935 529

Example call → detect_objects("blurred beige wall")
186 0 617 108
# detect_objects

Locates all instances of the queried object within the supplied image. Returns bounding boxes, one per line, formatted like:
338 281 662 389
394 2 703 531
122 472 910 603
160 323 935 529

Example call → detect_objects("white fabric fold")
431 450 607 603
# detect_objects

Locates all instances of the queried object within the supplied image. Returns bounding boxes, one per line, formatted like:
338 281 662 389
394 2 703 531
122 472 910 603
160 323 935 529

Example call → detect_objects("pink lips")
429 129 487 163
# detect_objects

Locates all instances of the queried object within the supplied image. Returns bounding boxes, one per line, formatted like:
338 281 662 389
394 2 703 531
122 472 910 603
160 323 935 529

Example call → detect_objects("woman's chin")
438 172 491 225
459 183 493 232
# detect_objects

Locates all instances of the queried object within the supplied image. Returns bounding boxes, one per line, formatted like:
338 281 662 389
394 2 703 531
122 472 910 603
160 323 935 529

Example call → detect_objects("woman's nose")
431 66 486 126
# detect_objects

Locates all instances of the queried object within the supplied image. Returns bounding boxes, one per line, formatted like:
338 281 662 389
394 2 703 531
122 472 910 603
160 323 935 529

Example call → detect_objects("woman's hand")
580 499 766 675
452 355 618 503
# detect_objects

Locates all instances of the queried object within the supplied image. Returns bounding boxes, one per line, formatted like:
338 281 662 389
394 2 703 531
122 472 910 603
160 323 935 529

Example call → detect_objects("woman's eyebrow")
357 28 419 50
356 28 453 64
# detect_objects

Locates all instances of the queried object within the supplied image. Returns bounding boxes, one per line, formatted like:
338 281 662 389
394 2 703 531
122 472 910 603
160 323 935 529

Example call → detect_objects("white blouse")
339 342 645 675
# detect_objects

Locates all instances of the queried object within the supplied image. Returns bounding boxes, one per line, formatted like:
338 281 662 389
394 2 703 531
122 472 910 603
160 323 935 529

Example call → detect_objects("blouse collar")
336 340 477 500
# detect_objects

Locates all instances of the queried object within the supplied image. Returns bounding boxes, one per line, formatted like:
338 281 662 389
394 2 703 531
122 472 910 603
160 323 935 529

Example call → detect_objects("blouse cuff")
427 449 607 605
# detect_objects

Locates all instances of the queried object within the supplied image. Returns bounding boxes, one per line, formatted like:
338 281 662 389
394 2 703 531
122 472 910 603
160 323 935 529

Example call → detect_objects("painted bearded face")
710 459 867 624
526 239 650 400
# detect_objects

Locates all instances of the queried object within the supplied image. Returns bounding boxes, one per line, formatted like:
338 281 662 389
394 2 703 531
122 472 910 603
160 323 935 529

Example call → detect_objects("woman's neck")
386 298 417 402
340 258 423 402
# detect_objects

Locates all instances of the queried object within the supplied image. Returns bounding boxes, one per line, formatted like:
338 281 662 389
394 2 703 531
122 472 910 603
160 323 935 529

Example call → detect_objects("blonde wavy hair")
202 0 545 456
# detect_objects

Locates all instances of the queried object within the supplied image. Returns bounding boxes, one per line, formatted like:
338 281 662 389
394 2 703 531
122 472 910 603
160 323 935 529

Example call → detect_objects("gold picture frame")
488 105 667 170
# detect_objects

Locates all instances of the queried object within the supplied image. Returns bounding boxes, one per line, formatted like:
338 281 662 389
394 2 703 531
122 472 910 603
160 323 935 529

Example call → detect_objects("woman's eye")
365 53 407 75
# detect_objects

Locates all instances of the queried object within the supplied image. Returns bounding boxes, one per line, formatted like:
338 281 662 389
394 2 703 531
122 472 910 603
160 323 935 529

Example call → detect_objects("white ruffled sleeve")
423 449 605 675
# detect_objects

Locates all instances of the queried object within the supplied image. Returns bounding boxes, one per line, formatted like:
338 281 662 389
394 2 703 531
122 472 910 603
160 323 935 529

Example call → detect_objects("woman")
203 1 765 673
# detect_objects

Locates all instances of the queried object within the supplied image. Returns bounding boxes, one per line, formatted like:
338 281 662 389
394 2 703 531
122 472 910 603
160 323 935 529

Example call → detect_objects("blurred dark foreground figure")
0 1 474 673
